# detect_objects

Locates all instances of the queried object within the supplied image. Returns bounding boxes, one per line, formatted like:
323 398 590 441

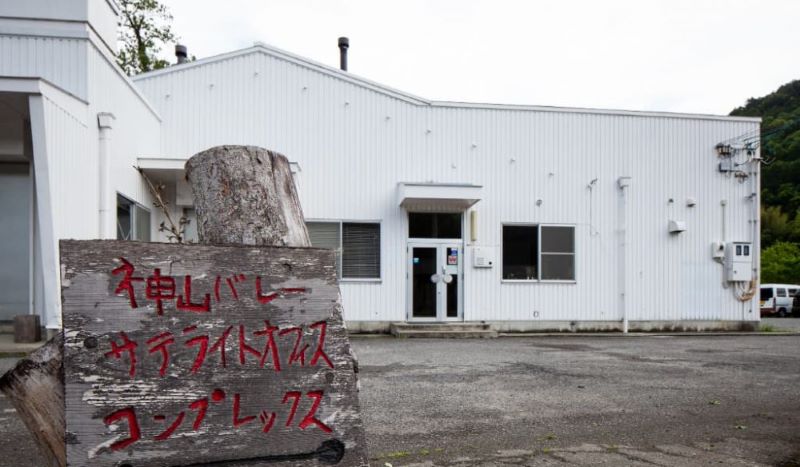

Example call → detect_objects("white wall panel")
87 47 162 239
41 94 93 239
135 48 760 324
0 35 87 99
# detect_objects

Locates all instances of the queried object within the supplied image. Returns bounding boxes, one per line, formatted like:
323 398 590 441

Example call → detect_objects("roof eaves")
132 43 431 106
131 42 760 124
431 101 762 123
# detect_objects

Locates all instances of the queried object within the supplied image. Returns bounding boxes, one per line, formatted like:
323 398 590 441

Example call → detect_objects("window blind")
342 223 380 279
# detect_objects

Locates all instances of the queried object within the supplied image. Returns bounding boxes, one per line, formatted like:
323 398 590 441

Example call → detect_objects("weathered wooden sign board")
61 239 368 466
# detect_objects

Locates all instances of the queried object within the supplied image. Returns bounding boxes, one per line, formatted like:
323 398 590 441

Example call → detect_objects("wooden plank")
61 239 368 466
0 332 64 467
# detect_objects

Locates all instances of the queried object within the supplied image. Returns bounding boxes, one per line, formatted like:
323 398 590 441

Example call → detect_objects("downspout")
618 176 631 333
751 148 761 319
97 113 115 239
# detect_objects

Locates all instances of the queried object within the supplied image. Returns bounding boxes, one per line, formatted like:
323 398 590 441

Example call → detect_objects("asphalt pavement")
1 334 799 466
352 335 800 466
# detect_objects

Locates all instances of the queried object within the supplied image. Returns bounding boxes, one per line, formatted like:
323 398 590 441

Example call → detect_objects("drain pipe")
97 113 115 238
618 176 631 333
750 152 761 316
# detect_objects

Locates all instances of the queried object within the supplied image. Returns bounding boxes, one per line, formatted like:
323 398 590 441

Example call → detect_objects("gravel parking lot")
1 334 799 466
353 335 800 466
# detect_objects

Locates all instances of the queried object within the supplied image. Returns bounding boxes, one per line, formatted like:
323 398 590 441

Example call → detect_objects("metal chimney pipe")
338 37 349 71
175 44 188 64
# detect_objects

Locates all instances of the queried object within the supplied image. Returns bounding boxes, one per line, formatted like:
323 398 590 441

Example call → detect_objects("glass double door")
408 242 462 321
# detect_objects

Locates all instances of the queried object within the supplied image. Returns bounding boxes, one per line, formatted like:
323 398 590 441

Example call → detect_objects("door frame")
406 239 464 322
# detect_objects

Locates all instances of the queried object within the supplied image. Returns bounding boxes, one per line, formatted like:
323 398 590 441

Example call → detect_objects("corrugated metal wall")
134 49 760 323
41 94 93 239
0 35 88 99
0 29 165 329
87 46 162 222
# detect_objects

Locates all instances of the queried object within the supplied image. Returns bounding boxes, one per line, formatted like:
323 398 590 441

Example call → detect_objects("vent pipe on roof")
338 37 349 71
175 44 188 64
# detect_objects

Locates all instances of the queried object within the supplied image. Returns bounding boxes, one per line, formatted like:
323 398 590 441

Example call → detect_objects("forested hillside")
730 80 800 283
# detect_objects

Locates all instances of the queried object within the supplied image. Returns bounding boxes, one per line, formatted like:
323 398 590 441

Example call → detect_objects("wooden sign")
60 240 368 466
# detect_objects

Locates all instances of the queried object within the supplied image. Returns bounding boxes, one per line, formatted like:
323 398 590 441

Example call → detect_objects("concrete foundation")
346 320 760 334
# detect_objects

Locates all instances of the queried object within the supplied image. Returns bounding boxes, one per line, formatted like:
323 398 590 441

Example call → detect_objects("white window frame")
500 223 576 284
116 193 151 242
305 218 382 282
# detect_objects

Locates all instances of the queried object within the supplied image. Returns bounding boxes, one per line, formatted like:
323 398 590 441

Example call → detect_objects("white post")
28 95 61 330
618 176 631 334
97 113 115 239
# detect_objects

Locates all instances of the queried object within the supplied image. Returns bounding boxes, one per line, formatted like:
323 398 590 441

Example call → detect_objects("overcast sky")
161 0 800 116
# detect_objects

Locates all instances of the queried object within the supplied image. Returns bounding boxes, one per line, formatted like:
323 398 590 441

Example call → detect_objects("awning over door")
397 182 482 212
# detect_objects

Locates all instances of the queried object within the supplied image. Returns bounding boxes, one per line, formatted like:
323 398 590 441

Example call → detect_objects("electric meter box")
472 247 494 268
724 241 753 282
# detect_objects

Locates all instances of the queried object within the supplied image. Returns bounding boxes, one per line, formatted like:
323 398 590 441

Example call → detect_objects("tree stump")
185 145 310 247
0 145 320 467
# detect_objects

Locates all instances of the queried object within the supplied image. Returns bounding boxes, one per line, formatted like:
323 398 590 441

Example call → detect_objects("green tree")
761 241 800 284
731 80 800 248
117 0 176 75
761 205 793 247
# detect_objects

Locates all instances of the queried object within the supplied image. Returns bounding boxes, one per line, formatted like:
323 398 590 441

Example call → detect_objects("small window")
789 289 798 297
540 226 575 280
117 194 150 241
778 288 787 298
502 224 575 281
743 245 750 256
409 212 462 239
342 223 380 279
760 288 773 300
306 221 380 279
736 245 742 256
502 225 538 280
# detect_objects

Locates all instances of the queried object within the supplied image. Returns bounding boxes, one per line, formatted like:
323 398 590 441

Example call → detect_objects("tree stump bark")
0 145 312 467
185 145 310 247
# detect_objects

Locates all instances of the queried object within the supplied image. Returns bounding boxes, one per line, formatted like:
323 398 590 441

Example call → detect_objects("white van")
760 283 800 317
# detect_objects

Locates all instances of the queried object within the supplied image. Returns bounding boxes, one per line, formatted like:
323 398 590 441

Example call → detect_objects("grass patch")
759 324 777 332
372 450 412 461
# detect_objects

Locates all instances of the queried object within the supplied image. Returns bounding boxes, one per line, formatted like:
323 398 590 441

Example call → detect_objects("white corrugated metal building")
0 1 762 333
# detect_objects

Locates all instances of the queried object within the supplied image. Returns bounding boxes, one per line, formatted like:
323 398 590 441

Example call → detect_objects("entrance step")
390 322 497 338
